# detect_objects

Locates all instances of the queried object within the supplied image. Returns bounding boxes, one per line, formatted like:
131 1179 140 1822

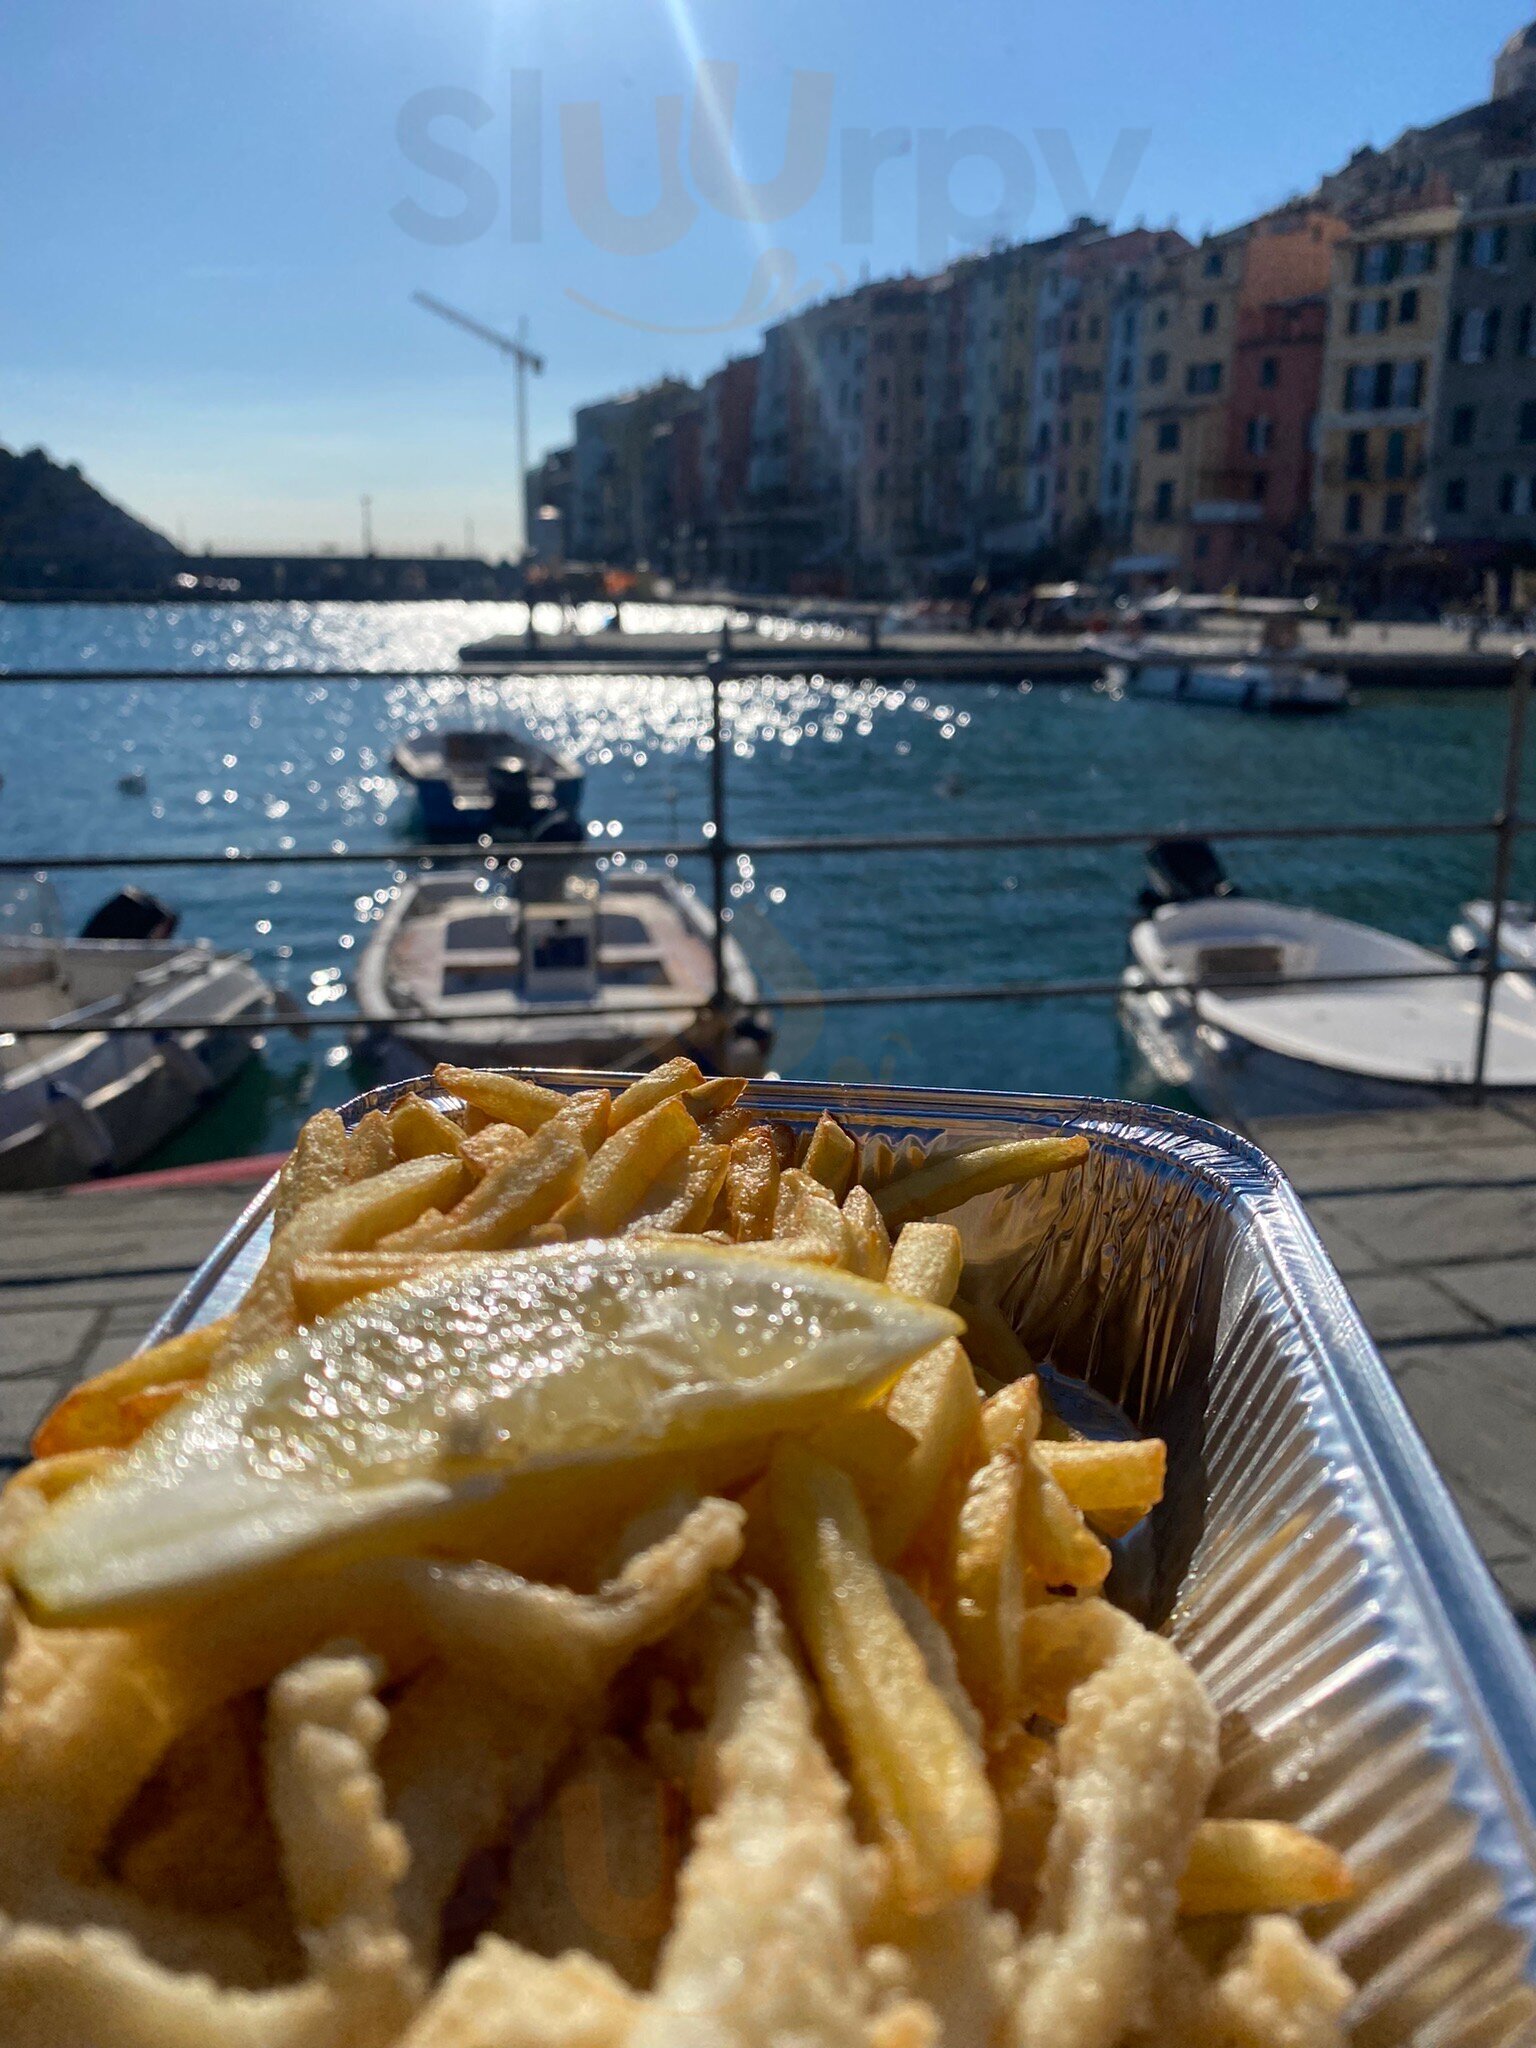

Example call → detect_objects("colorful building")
1313 207 1461 572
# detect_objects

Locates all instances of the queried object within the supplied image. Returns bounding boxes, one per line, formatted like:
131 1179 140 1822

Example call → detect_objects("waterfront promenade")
0 1108 1531 1636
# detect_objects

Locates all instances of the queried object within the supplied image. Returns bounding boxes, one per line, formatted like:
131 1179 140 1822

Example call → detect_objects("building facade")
1429 168 1536 561
1313 207 1460 567
568 378 696 566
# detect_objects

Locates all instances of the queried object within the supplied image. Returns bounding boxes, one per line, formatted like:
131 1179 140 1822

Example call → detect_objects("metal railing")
0 642 1530 1103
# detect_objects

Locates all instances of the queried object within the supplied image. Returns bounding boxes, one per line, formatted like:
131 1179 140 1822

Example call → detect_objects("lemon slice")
16 1240 959 1621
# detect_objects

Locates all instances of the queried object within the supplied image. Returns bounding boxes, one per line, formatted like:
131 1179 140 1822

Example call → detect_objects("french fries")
768 1441 1000 1912
721 1124 779 1242
945 1449 1029 1733
802 1112 858 1201
565 1097 697 1236
0 1063 1358 2048
32 1315 234 1458
886 1221 965 1308
379 1123 586 1253
433 1063 564 1131
839 1183 893 1282
867 1337 983 1566
611 1056 704 1130
874 1133 1089 1229
386 1093 466 1162
1179 1819 1354 1918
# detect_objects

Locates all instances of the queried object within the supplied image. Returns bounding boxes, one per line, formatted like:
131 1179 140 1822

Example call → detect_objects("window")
1155 479 1176 520
1451 309 1502 363
1393 359 1425 408
1344 491 1364 534
1068 319 1080 342
1245 415 1274 454
1114 408 1129 442
1088 316 1101 341
1251 472 1269 501
1122 312 1137 343
1117 358 1133 388
1382 492 1406 535
1082 419 1094 445
1356 242 1397 285
1510 167 1536 204
1156 307 1170 328
1444 478 1468 514
1147 351 1169 385
1201 301 1219 332
1385 429 1407 479
1109 461 1124 495
1077 468 1090 498
1259 355 1280 388
1400 238 1436 277
1451 405 1477 448
1349 297 1390 335
1462 224 1509 270
1522 400 1536 444
1194 533 1211 560
1345 430 1370 480
1156 420 1181 452
1399 288 1419 325
1203 250 1225 278
1344 364 1374 410
1061 420 1072 448
1501 473 1517 515
1520 304 1536 357
1186 362 1223 396
877 376 890 398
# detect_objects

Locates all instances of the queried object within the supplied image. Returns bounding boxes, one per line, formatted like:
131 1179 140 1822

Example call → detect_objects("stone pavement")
1252 1105 1536 1636
1 1115 1533 1637
0 1175 258 1474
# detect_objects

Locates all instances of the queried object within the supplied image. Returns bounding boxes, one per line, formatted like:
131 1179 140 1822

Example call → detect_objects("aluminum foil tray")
153 1077 1536 2047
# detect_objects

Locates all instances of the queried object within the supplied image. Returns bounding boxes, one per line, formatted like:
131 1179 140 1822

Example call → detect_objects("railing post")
707 656 728 1013
1471 645 1532 1104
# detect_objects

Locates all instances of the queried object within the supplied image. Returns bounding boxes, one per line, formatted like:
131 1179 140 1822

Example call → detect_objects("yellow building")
1130 226 1249 580
1313 206 1460 552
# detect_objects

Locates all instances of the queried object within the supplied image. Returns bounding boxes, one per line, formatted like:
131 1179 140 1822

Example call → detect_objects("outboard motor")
79 887 180 942
1138 838 1237 917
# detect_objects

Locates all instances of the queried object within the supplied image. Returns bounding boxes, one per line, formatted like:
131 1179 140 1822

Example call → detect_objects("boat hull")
0 953 273 1191
1119 973 1536 1124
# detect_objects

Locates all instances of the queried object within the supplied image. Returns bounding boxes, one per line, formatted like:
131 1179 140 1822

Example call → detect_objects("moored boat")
0 887 276 1189
1091 641 1349 713
391 727 585 842
353 862 773 1082
1448 899 1536 977
1119 843 1536 1122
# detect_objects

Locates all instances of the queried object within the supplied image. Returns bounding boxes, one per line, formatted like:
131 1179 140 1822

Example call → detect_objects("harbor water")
2 600 1531 1164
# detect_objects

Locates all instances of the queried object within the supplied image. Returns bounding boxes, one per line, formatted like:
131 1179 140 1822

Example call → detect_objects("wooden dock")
2 1111 1532 1636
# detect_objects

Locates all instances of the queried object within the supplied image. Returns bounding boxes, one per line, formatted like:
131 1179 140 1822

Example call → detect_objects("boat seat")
1195 943 1288 987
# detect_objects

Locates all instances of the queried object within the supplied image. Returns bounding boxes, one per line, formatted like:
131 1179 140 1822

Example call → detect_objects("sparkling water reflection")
0 601 1529 1162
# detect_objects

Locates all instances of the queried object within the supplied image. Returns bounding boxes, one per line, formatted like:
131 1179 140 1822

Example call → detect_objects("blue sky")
3 1 1527 555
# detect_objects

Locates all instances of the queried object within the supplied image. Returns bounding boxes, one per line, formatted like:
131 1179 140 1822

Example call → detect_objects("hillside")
0 445 178 595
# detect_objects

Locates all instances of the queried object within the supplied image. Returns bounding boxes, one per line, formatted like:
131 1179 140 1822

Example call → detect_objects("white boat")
1119 854 1536 1122
353 864 774 1083
0 888 276 1189
1093 643 1348 714
1448 900 1536 975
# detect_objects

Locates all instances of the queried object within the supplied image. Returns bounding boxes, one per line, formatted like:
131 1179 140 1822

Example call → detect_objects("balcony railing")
0 644 1529 1103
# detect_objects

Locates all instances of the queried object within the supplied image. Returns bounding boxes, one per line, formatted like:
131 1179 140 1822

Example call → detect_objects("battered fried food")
0 1067 1364 2048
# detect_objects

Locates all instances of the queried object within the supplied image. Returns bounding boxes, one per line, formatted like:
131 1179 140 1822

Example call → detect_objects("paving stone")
0 1307 101 1379
1272 1143 1536 1200
0 1373 69 1457
1307 1186 1536 1267
1299 1200 1387 1277
1346 1274 1484 1344
1389 1349 1536 1537
1432 1260 1536 1331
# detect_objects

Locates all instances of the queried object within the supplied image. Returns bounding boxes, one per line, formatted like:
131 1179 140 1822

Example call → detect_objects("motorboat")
1448 899 1536 976
352 860 774 1082
0 885 276 1189
390 727 585 842
1119 841 1536 1122
1090 641 1348 713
